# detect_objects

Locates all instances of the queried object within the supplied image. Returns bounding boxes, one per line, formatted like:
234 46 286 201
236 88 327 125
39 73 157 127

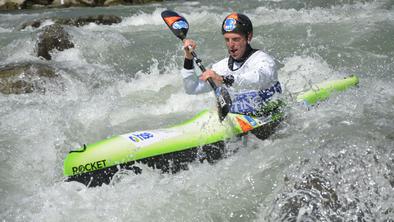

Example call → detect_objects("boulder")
277 170 341 221
0 0 24 10
19 20 43 30
0 1 18 9
20 15 122 30
50 0 82 7
128 0 161 4
54 15 122 26
22 0 54 8
1 0 162 10
36 24 74 60
0 63 57 94
104 0 160 6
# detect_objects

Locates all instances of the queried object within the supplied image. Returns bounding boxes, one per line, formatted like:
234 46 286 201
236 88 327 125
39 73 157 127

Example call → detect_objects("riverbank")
0 0 162 11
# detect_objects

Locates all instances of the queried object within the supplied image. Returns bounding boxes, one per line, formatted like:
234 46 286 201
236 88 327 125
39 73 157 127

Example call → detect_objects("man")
181 12 282 117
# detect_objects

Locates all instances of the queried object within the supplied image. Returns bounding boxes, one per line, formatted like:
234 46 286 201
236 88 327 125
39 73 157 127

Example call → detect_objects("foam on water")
256 77 394 221
0 26 12 33
120 8 166 27
1 0 393 221
279 55 336 95
0 37 38 65
249 1 394 26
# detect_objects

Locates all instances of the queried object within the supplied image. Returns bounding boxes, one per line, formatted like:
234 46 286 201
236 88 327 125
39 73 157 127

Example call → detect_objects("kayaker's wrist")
184 58 194 69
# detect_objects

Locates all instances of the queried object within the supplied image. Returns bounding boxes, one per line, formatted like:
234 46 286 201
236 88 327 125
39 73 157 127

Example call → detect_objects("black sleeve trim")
222 75 234 87
183 58 194 70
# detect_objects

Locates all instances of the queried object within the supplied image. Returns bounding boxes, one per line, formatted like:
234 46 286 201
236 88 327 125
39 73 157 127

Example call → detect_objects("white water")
1 0 393 221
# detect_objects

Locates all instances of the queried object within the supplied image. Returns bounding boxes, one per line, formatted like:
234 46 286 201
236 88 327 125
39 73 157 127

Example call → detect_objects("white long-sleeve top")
181 50 282 115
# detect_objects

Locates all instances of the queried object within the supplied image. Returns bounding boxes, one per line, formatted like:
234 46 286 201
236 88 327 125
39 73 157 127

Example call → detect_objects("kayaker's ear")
247 32 253 43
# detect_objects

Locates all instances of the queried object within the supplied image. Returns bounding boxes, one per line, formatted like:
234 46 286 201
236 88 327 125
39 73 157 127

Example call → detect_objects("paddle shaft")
160 9 231 121
188 47 218 90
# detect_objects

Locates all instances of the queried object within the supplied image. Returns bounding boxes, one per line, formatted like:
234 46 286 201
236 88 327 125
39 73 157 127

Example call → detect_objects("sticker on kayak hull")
236 117 253 132
128 132 154 143
72 159 107 175
243 115 257 126
122 131 180 148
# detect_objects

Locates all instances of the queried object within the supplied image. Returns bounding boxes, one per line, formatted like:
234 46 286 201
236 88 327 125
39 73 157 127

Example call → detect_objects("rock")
1 0 162 10
20 15 122 30
50 0 82 7
273 170 341 221
36 24 74 60
19 20 43 30
0 63 57 94
22 0 54 8
0 1 19 10
54 15 122 26
103 0 161 6
128 0 161 4
103 0 122 6
293 171 339 209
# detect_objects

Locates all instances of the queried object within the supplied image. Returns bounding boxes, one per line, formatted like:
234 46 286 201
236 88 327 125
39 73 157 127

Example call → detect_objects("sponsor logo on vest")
72 160 107 175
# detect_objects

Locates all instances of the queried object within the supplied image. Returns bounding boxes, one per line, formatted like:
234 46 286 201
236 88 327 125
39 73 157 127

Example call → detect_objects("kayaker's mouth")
229 48 239 57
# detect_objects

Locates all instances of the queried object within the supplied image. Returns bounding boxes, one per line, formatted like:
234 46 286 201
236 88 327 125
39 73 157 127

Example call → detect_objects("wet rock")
102 0 121 6
105 0 161 6
49 0 84 7
0 0 20 10
0 63 57 94
384 158 394 188
19 20 43 30
21 0 54 8
37 24 74 60
294 171 340 209
54 15 122 26
51 0 95 7
276 170 341 221
20 15 122 30
269 145 394 221
1 0 162 10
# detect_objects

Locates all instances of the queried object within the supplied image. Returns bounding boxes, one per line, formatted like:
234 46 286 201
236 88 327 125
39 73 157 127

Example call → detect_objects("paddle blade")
215 87 232 121
161 10 189 40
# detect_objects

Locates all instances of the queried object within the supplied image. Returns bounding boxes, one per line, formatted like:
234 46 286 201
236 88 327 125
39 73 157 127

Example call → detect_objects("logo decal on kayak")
128 132 154 143
122 131 180 148
72 160 107 175
236 117 253 132
243 115 257 126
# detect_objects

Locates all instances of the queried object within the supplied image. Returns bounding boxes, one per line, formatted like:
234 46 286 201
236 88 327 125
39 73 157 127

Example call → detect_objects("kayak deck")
64 109 278 186
64 75 359 187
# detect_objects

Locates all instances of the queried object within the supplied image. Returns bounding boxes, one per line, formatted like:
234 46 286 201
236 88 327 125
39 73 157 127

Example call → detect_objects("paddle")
161 10 232 121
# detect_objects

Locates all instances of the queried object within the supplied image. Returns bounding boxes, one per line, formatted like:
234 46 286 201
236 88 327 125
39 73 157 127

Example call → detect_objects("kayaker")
181 12 282 117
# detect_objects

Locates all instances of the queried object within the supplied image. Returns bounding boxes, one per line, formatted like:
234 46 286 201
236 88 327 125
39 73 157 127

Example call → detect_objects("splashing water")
1 0 393 221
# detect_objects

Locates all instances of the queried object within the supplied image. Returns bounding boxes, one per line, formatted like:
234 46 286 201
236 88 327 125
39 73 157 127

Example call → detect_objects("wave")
248 1 394 26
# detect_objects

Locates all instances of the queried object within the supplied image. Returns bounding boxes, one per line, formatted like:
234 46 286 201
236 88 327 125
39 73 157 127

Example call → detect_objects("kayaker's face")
224 32 250 60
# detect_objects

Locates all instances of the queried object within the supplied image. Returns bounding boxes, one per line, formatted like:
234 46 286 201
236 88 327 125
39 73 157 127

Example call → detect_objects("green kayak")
64 75 359 186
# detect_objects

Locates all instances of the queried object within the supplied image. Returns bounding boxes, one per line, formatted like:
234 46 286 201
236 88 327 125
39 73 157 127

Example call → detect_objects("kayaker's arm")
181 39 223 94
181 67 212 95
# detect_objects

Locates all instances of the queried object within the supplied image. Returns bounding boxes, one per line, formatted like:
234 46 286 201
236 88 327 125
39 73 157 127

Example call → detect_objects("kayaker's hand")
200 69 224 86
183 39 196 60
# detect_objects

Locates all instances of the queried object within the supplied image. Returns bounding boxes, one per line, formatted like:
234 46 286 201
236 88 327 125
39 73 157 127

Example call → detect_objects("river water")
1 0 393 221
